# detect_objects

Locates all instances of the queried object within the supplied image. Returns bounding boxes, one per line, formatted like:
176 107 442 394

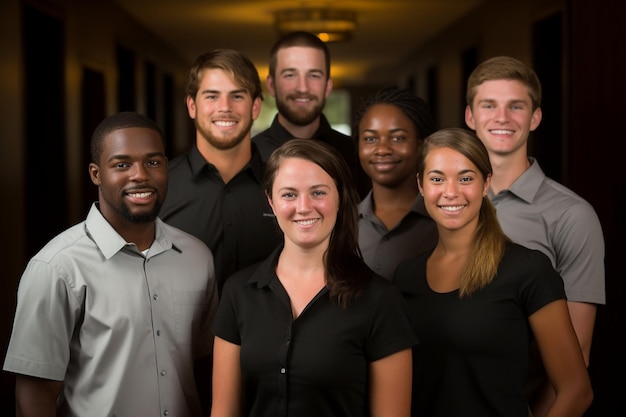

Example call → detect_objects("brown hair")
185 48 262 102
268 31 331 80
264 139 369 308
466 56 542 111
418 128 511 297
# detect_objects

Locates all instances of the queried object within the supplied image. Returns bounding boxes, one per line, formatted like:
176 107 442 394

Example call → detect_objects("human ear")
464 105 476 130
266 191 277 216
186 95 197 119
417 173 424 196
89 163 101 186
483 173 492 196
266 75 276 98
530 107 542 131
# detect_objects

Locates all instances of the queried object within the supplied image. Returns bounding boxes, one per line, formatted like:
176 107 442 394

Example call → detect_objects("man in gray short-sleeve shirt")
465 56 605 417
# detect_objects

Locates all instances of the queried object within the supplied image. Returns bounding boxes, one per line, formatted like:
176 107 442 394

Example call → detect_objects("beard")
275 94 325 126
196 117 252 151
118 199 162 224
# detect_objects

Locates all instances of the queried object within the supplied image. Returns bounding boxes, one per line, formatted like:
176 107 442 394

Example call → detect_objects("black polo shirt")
214 246 417 417
252 114 370 198
159 143 283 293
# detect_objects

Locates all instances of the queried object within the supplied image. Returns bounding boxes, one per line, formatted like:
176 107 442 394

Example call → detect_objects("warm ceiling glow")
274 8 357 43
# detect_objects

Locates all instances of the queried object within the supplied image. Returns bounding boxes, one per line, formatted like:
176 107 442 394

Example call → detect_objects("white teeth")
295 219 317 225
214 121 236 127
129 192 152 198
441 205 464 212
490 129 513 134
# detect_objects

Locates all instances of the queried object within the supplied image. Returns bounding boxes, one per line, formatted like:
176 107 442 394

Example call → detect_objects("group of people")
3 29 604 417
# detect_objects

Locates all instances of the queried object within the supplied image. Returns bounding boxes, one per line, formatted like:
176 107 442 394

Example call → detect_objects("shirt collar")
489 157 545 203
358 191 430 218
85 203 179 260
247 244 283 288
187 142 266 183
270 113 335 140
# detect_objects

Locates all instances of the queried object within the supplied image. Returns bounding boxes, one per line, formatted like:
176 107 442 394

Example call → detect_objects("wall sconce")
274 8 357 43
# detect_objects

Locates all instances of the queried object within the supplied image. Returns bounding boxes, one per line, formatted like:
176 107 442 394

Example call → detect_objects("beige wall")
393 0 563 128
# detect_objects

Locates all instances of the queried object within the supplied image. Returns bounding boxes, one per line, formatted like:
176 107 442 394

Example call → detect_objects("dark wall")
569 1 625 415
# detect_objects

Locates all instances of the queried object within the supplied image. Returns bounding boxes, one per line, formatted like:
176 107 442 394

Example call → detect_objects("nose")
130 162 149 181
295 75 308 93
495 106 509 123
217 95 232 112
297 194 313 212
374 137 392 155
443 180 458 198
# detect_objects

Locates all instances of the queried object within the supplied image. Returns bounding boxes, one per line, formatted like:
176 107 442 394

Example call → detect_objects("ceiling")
113 0 486 86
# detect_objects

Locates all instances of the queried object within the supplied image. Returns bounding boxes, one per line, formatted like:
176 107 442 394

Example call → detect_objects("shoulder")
31 222 90 264
167 151 192 173
539 178 599 218
220 260 267 298
392 251 430 290
500 243 558 276
251 127 271 142
160 221 212 257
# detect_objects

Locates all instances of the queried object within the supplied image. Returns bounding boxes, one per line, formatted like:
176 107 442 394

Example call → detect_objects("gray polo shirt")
4 203 217 417
489 158 605 304
358 192 438 280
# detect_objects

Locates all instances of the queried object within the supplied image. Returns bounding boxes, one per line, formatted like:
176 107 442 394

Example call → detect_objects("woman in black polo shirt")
211 139 416 417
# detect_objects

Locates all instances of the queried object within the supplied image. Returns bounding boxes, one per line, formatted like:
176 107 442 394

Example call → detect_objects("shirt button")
153 294 159 300
163 410 169 416
160 369 166 376
156 330 161 336
280 368 286 374
375 264 381 271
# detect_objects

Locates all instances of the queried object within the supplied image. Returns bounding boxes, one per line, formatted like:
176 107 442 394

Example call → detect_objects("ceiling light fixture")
274 8 357 43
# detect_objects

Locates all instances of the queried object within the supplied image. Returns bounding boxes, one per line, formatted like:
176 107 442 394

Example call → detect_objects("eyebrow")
478 98 528 105
107 151 165 162
278 183 331 192
200 88 248 95
279 68 324 76
426 168 477 175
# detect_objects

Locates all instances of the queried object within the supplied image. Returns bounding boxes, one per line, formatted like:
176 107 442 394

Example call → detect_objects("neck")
371 179 418 208
119 222 156 252
434 219 477 256
488 151 530 195
280 239 328 270
277 113 320 139
196 136 252 184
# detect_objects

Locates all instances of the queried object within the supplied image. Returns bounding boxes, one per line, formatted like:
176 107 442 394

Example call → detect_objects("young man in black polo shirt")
160 49 282 294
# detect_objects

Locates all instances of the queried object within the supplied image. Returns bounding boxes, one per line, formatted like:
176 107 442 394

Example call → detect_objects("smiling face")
267 46 332 126
89 127 168 230
358 103 421 189
187 68 261 151
419 146 489 233
267 157 339 251
465 79 542 159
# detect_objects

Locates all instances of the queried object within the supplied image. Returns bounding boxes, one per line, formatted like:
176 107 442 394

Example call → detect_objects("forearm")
528 381 555 417
15 374 63 417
